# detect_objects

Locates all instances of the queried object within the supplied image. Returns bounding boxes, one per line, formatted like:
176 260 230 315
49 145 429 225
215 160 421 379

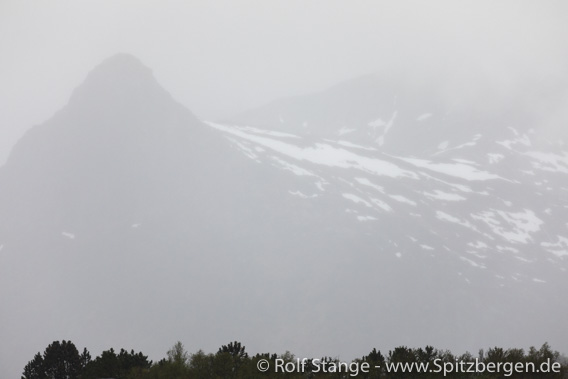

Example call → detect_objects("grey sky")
1 0 567 163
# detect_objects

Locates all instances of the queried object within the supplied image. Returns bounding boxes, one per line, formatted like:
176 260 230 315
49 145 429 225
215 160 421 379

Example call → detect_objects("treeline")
23 340 567 378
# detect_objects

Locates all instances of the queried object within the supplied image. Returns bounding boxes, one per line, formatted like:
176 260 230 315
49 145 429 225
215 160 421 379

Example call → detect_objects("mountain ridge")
1 54 566 378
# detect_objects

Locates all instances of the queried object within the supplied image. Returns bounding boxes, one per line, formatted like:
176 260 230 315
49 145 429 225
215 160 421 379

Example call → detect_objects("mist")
2 0 567 164
2 1 568 378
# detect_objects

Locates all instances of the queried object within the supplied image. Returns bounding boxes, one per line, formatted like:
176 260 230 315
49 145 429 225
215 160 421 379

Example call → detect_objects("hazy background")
2 0 567 166
2 2 568 377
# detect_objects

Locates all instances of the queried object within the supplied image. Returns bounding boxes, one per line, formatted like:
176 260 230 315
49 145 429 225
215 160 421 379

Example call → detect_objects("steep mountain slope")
1 55 566 377
222 72 568 349
0 54 333 375
229 71 568 156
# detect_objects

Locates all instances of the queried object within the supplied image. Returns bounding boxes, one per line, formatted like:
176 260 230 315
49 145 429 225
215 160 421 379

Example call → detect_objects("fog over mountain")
1 52 567 377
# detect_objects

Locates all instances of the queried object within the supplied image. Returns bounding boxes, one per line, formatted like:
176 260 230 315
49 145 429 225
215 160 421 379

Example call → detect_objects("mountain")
0 54 311 376
229 70 568 155
223 71 568 346
1 55 567 377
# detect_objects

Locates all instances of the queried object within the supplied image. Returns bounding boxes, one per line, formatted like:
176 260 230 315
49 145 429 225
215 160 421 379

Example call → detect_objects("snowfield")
207 120 568 280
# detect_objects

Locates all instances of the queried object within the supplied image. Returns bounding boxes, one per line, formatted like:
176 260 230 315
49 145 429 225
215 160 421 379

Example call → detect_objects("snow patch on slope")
541 236 568 258
271 156 315 176
416 113 432 121
472 209 543 244
62 232 75 239
399 157 503 181
289 190 318 199
209 122 417 179
343 193 372 207
424 190 466 201
436 211 476 230
525 151 568 174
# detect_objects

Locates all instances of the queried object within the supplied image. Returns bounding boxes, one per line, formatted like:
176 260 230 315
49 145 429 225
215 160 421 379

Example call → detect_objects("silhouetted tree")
22 352 45 379
217 341 249 377
361 348 385 378
188 349 213 378
83 347 151 379
23 340 82 379
218 341 248 361
79 347 91 370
